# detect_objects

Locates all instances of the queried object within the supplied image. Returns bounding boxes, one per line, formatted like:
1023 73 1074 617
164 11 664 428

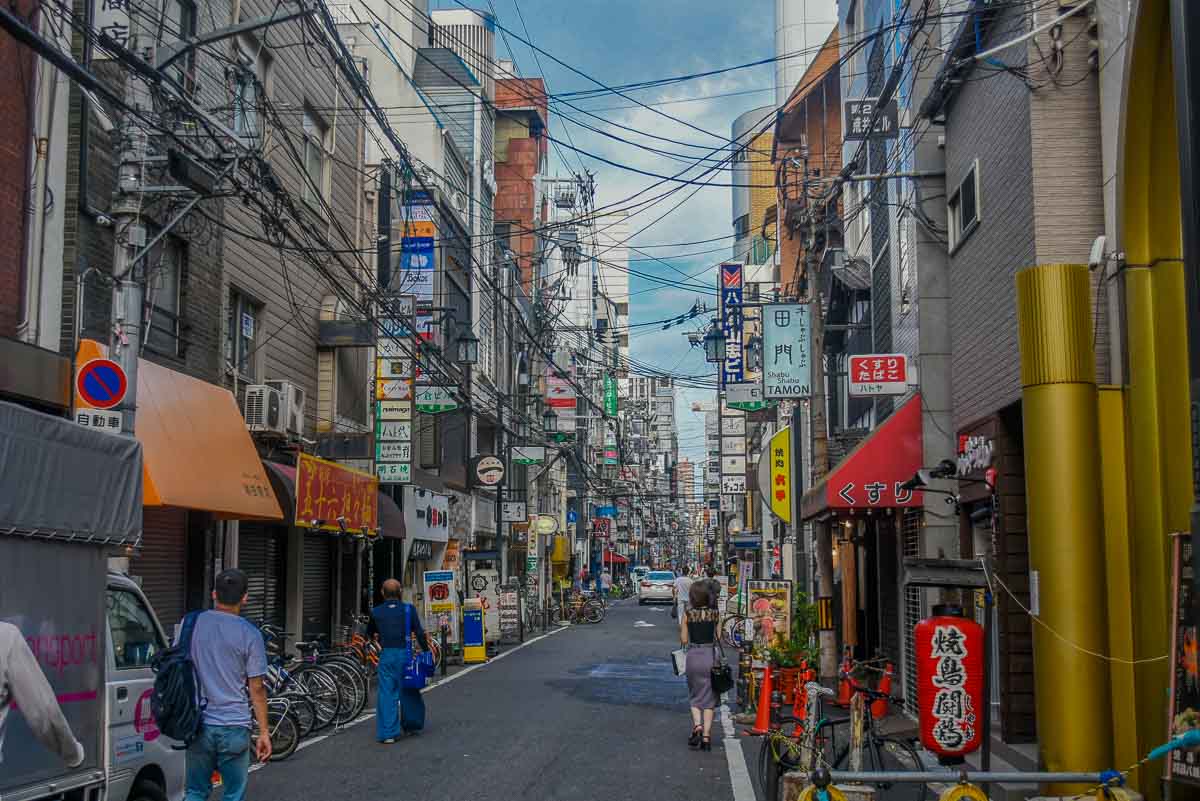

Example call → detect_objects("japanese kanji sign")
762 303 811 398
916 614 984 758
849 353 909 396
94 0 131 52
767 427 791 523
295 453 378 533
719 262 744 386
844 97 900 141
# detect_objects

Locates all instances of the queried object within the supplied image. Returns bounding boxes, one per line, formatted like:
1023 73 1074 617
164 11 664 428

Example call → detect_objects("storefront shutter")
238 523 287 629
303 534 332 640
131 508 188 627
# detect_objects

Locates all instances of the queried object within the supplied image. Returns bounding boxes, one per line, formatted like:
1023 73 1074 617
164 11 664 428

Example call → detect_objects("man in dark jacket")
368 579 430 743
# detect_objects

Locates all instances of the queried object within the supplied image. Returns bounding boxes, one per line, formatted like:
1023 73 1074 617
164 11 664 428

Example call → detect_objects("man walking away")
600 568 613 602
673 566 693 620
700 566 723 611
185 569 270 801
369 579 431 743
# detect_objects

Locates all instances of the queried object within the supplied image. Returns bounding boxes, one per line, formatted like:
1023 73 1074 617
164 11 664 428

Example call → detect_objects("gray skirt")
685 644 717 709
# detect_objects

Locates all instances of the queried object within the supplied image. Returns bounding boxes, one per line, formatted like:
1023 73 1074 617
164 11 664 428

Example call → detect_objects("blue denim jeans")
376 648 425 740
185 725 251 801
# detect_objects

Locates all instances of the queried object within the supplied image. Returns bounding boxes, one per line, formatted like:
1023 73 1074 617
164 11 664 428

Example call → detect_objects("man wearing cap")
183 569 271 801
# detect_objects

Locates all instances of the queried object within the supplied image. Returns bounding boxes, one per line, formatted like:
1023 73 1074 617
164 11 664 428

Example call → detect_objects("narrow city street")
247 600 753 801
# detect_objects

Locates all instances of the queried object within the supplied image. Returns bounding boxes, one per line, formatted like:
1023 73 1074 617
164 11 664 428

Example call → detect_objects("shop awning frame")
264 461 404 539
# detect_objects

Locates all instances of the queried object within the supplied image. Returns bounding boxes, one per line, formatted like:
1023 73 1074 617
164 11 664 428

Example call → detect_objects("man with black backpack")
180 569 271 801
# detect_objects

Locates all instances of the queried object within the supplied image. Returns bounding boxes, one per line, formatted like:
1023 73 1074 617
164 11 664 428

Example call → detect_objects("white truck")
0 400 183 801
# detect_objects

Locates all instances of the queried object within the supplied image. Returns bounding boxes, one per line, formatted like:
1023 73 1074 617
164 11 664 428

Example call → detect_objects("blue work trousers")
376 647 426 740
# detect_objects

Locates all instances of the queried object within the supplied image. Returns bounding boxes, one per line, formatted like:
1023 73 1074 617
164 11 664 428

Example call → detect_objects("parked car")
637 571 676 605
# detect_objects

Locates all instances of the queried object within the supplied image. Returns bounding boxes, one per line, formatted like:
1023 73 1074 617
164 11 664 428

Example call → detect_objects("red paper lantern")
915 607 985 761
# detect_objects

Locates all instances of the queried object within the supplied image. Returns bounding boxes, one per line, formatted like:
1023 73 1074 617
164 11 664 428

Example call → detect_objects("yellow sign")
403 221 435 238
768 427 791 523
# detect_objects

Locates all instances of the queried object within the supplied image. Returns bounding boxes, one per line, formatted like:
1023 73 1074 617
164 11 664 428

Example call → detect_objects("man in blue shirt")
368 578 430 742
184 569 271 801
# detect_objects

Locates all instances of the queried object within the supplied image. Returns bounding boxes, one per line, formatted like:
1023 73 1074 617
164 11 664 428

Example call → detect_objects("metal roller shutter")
131 508 188 627
303 534 332 640
238 523 286 630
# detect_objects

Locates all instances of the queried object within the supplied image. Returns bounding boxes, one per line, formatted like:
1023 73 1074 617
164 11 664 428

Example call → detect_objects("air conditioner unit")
244 384 285 434
265 379 307 435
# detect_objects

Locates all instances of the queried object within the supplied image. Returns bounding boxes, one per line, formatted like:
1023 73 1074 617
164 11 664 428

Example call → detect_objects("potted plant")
768 593 821 704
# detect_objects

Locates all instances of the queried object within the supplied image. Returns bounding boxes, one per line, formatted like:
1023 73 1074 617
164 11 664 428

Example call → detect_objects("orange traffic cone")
747 665 774 735
871 661 894 720
834 648 853 707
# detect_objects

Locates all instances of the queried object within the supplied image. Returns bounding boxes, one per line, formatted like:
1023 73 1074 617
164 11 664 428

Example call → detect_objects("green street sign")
414 385 458 414
604 375 618 417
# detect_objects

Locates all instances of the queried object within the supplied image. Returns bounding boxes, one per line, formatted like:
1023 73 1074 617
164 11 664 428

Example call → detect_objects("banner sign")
296 453 379 533
849 354 909 396
763 303 812 398
399 236 434 301
546 375 577 409
512 446 545 465
604 375 618 417
719 263 744 386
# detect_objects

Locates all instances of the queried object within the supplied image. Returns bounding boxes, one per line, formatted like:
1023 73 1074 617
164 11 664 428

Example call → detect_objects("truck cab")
103 572 184 801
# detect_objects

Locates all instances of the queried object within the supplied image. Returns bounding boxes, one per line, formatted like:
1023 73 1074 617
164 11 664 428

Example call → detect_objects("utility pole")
495 258 507 583
109 36 156 436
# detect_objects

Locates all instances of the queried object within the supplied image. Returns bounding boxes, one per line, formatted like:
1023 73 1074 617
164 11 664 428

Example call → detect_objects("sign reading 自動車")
762 303 812 398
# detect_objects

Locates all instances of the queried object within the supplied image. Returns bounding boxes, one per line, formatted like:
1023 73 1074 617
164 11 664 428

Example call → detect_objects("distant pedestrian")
700 566 722 611
679 580 720 751
184 569 271 801
600 568 613 600
673 567 693 620
369 579 431 743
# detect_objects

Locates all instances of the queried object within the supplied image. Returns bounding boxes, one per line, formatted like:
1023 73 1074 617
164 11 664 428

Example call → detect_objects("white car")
637 571 676 605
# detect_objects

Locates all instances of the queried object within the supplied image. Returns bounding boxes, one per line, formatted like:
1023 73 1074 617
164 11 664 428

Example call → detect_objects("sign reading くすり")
848 354 909 396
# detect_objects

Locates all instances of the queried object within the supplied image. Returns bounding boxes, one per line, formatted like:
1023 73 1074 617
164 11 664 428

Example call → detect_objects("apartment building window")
226 288 263 381
162 0 197 90
494 222 513 252
948 160 980 252
143 233 185 358
302 107 330 206
233 34 272 140
734 214 750 239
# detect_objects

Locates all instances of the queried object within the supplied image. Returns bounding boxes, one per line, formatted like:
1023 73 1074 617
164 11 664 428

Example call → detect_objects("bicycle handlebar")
840 675 902 704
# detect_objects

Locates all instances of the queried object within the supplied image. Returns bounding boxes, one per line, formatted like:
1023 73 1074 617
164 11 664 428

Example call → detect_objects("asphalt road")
246 599 753 801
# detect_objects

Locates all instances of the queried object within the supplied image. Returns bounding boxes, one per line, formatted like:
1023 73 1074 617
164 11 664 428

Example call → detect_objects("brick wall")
943 7 1036 431
0 0 37 339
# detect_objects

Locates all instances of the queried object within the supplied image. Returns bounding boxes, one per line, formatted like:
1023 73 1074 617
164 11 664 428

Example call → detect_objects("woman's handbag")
710 640 734 695
670 648 688 676
401 605 434 690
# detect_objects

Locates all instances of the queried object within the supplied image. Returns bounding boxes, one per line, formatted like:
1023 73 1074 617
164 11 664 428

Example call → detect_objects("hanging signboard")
603 375 618 417
414 385 457 414
501 501 527 522
512 446 546 465
296 453 379 532
762 427 791 523
721 475 747 495
844 97 900 141
376 357 414 379
376 379 413 401
722 436 746 456
399 237 435 301
376 462 411 484
377 400 412 420
848 354 909 396
376 441 412 462
762 303 812 398
719 263 744 386
376 420 412 442
470 455 505 487
546 375 577 409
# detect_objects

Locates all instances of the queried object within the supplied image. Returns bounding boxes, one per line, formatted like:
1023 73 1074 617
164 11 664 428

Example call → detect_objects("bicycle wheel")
320 660 365 724
292 667 341 732
275 691 315 739
834 735 928 801
260 705 299 761
721 615 748 648
585 602 605 623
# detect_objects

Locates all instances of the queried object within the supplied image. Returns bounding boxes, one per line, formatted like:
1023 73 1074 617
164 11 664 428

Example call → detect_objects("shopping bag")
671 648 688 676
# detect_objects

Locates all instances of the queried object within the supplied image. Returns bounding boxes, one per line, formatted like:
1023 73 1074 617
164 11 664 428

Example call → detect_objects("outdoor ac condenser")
265 379 306 435
244 384 285 434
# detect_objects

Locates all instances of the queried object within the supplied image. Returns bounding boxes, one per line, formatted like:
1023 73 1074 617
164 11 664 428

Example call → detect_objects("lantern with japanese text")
915 605 985 762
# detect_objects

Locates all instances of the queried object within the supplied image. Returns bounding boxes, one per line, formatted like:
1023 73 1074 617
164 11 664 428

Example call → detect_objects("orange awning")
77 340 283 520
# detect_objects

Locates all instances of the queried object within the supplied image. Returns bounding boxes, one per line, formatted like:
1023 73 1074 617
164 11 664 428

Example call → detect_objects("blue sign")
595 506 617 518
567 510 578 523
732 539 761 550
719 262 744 386
400 236 434 302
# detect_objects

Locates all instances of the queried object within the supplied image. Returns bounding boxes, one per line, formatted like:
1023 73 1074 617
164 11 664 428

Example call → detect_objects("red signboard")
546 375 577 409
915 612 985 759
593 518 612 540
295 452 379 534
823 393 923 510
848 354 908 396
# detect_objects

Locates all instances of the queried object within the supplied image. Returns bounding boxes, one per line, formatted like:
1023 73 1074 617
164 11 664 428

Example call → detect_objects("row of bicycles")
251 616 440 761
547 589 607 624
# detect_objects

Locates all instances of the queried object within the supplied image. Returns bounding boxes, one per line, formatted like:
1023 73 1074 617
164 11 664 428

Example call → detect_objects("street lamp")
456 328 480 366
703 324 726 363
543 407 558 433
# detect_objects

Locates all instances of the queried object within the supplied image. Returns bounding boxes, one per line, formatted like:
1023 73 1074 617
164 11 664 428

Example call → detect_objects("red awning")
603 549 629 564
801 394 925 519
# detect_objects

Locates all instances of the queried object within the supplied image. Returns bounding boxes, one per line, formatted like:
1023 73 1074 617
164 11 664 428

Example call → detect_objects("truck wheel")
129 780 167 801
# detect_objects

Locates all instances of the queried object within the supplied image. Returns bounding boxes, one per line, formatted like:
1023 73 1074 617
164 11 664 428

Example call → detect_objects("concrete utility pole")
109 35 155 436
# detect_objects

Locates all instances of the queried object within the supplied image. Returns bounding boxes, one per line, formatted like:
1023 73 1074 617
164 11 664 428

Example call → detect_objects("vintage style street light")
543 407 558 433
456 328 480 366
703 324 726 363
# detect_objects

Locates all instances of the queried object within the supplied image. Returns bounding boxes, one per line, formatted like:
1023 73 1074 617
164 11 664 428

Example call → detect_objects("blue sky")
434 0 779 466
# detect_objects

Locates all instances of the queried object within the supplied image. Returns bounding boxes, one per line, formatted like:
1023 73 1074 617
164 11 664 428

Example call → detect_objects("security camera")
1088 235 1108 271
95 212 114 228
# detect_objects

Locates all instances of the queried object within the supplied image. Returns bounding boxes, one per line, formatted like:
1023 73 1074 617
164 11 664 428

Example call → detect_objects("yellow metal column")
1017 263 1113 791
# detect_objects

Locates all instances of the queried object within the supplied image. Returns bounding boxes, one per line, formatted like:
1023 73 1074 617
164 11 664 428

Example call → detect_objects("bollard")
440 623 448 677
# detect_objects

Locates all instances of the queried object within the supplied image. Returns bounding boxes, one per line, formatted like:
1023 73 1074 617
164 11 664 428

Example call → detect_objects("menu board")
1172 536 1200 784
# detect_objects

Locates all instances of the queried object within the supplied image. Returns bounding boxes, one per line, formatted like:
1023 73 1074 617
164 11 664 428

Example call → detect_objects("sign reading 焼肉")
762 304 811 398
746 579 793 648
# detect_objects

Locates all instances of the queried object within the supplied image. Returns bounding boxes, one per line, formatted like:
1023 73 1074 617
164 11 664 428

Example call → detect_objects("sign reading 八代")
719 263 744 386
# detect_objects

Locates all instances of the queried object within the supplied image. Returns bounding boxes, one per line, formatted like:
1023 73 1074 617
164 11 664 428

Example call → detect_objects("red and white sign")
820 394 923 511
848 354 908 396
915 613 985 759
545 375 577 409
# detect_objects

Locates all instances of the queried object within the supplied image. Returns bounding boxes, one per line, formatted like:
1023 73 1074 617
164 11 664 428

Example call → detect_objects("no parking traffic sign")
76 359 128 409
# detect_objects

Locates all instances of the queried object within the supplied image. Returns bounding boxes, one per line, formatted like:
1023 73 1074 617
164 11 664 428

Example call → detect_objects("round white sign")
475 455 504 486
534 516 559 535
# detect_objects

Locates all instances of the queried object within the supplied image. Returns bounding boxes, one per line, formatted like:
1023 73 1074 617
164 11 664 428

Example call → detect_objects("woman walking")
679 580 721 751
